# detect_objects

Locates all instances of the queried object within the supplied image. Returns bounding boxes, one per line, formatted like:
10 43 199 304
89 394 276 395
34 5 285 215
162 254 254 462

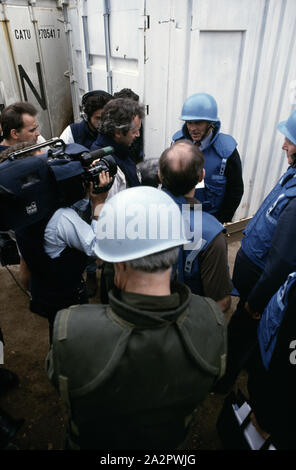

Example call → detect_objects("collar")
181 122 220 149
108 282 191 328
184 195 200 209
121 289 180 311
198 130 213 150
95 134 130 160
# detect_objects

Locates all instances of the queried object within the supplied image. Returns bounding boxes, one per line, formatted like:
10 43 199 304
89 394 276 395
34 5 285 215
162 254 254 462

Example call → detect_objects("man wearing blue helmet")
215 108 296 393
172 93 244 223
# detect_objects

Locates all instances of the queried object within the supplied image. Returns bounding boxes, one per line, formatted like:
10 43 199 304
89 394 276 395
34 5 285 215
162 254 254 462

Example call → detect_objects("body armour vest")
257 271 296 370
241 166 296 270
172 124 237 215
48 282 227 449
162 190 224 294
70 120 98 149
15 214 88 314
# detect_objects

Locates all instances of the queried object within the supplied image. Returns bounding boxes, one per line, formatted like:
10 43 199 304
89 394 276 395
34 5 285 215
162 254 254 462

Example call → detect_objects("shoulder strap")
172 129 184 142
213 133 237 159
184 239 207 274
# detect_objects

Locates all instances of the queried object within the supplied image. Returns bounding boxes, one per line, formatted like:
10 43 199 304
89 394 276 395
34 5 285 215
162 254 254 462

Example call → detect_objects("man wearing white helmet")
172 93 244 223
215 108 296 394
46 186 227 450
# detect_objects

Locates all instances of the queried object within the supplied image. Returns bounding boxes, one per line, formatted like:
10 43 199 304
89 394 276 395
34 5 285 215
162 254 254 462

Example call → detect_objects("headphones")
80 90 112 121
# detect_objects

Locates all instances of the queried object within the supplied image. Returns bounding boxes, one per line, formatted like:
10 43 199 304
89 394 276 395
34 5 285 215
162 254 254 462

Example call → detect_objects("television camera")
0 138 117 264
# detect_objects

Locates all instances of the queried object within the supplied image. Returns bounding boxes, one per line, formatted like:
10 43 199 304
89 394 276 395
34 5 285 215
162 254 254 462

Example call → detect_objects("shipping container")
63 0 296 221
0 0 72 138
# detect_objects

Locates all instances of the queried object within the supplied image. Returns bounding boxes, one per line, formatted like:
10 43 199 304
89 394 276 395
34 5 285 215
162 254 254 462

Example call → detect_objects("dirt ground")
0 237 246 451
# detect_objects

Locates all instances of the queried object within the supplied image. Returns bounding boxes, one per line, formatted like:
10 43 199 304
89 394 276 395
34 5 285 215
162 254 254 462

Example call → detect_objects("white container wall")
2 0 294 220
63 0 296 221
0 0 72 139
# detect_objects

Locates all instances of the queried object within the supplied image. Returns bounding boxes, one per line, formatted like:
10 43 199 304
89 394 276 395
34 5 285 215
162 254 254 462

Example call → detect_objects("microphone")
89 146 114 160
79 146 114 167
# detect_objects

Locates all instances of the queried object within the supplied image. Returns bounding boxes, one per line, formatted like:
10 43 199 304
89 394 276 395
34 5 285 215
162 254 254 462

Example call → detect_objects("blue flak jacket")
172 122 237 215
242 166 296 270
70 120 98 149
163 189 224 295
257 272 296 370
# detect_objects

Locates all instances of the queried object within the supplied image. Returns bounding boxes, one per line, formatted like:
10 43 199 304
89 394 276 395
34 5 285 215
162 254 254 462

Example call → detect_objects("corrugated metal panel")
63 0 145 119
65 0 296 221
0 0 72 138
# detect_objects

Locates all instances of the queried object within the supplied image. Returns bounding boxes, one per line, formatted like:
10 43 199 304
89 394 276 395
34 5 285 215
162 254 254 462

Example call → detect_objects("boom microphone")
79 146 114 167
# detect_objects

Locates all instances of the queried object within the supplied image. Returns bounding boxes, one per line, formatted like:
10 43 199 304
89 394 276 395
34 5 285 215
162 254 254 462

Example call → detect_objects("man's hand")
244 301 261 320
216 295 231 313
90 171 112 216
90 170 112 201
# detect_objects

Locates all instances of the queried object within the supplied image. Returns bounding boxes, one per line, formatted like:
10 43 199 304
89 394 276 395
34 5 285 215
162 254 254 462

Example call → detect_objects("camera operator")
0 102 40 154
0 141 51 291
0 140 47 413
60 91 113 298
0 105 44 283
15 168 112 344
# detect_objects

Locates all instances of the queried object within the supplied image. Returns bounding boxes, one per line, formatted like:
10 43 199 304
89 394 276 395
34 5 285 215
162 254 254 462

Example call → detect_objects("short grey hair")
127 246 179 273
137 158 160 187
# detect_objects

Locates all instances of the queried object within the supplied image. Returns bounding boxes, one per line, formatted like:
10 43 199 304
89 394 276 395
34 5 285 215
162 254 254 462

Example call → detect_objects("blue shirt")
44 202 99 259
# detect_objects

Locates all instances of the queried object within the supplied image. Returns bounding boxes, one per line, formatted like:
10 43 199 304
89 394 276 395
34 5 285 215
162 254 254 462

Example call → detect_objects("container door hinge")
139 15 150 30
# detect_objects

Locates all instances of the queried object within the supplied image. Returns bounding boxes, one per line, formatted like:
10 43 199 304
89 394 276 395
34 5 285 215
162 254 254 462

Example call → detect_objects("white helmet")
95 186 190 262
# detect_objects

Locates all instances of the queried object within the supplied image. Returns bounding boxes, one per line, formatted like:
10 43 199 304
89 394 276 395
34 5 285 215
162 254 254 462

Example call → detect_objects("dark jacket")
91 134 141 188
247 279 296 449
47 282 227 450
15 216 88 316
70 120 98 149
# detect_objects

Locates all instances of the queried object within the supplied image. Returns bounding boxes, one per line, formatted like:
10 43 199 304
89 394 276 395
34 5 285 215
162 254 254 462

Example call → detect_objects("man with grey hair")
91 97 145 198
137 158 160 187
113 88 144 163
91 97 145 300
46 186 227 450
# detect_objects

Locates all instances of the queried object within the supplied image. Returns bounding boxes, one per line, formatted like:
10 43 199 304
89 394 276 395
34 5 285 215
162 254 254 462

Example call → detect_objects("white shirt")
106 166 126 200
59 125 74 144
44 205 99 259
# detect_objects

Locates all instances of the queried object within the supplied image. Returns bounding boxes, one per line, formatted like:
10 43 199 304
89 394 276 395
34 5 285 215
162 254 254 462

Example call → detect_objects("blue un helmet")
277 109 296 145
180 93 220 122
